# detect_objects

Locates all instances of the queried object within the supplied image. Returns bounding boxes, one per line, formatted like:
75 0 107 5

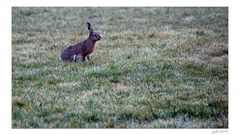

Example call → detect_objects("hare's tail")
59 53 64 61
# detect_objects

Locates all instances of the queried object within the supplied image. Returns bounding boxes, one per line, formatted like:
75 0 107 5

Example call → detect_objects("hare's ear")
87 22 93 34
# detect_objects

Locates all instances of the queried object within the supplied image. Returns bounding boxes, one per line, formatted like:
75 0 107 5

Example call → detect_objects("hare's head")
87 22 101 41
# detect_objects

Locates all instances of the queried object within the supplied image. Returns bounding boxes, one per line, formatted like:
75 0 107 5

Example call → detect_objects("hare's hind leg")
69 54 76 62
74 54 82 61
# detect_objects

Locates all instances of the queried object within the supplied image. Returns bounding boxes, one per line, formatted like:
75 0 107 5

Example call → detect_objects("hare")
60 22 101 61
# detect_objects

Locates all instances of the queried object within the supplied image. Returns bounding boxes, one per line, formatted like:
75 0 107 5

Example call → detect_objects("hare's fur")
60 22 101 61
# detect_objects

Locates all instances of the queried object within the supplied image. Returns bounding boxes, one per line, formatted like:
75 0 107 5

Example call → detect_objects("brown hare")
60 22 101 61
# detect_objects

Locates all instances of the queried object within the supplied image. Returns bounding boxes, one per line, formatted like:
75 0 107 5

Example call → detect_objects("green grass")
12 7 228 128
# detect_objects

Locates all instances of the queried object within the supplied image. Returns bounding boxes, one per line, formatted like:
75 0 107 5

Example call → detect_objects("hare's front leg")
82 56 86 61
86 55 91 61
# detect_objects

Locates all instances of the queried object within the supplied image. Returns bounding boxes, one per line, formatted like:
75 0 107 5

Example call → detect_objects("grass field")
12 7 228 128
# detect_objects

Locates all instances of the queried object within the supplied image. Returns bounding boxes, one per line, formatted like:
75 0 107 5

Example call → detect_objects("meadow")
12 7 228 128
